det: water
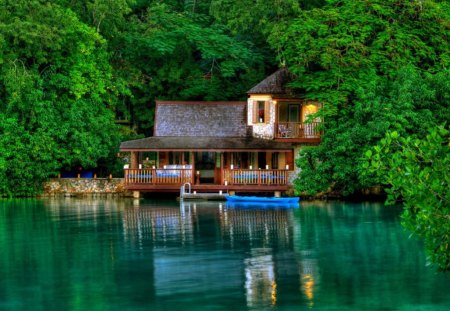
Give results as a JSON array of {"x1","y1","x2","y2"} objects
[{"x1": 0, "y1": 199, "x2": 448, "y2": 311}]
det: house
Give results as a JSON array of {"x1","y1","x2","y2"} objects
[{"x1": 119, "y1": 69, "x2": 321, "y2": 197}]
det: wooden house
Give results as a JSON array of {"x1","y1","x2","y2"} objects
[{"x1": 119, "y1": 69, "x2": 321, "y2": 196}]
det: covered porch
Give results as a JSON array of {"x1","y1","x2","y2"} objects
[{"x1": 119, "y1": 137, "x2": 294, "y2": 193}]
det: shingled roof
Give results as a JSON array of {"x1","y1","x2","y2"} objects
[
  {"x1": 120, "y1": 136, "x2": 292, "y2": 151},
  {"x1": 154, "y1": 101, "x2": 248, "y2": 137},
  {"x1": 247, "y1": 68, "x2": 295, "y2": 95}
]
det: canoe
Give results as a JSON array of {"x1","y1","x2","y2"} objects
[
  {"x1": 225, "y1": 202, "x2": 299, "y2": 209},
  {"x1": 225, "y1": 195, "x2": 299, "y2": 204}
]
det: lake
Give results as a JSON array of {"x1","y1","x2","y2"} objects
[{"x1": 0, "y1": 198, "x2": 449, "y2": 310}]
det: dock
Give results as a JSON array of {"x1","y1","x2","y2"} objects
[{"x1": 180, "y1": 192, "x2": 227, "y2": 201}]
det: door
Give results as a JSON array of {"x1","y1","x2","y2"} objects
[{"x1": 195, "y1": 152, "x2": 215, "y2": 183}]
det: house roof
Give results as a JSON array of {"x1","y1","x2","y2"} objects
[
  {"x1": 154, "y1": 101, "x2": 248, "y2": 137},
  {"x1": 247, "y1": 68, "x2": 295, "y2": 95},
  {"x1": 120, "y1": 136, "x2": 292, "y2": 152}
]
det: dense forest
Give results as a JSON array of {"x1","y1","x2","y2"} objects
[{"x1": 0, "y1": 1, "x2": 449, "y2": 269}]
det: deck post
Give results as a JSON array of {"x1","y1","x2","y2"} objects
[
  {"x1": 229, "y1": 190, "x2": 235, "y2": 196},
  {"x1": 133, "y1": 191, "x2": 140, "y2": 198},
  {"x1": 274, "y1": 191, "x2": 281, "y2": 197}
]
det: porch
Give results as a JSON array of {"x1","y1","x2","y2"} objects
[
  {"x1": 124, "y1": 168, "x2": 290, "y2": 193},
  {"x1": 119, "y1": 136, "x2": 294, "y2": 194}
]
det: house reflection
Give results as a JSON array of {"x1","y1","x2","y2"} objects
[
  {"x1": 122, "y1": 202, "x2": 195, "y2": 247},
  {"x1": 121, "y1": 200, "x2": 311, "y2": 308},
  {"x1": 244, "y1": 249, "x2": 277, "y2": 308},
  {"x1": 299, "y1": 254, "x2": 319, "y2": 309},
  {"x1": 219, "y1": 203, "x2": 296, "y2": 249}
]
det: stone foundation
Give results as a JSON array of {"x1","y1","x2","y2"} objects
[{"x1": 43, "y1": 178, "x2": 132, "y2": 197}]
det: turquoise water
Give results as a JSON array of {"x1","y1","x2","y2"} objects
[{"x1": 0, "y1": 199, "x2": 448, "y2": 310}]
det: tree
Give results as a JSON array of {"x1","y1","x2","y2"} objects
[
  {"x1": 294, "y1": 67, "x2": 450, "y2": 195},
  {"x1": 58, "y1": 0, "x2": 266, "y2": 135},
  {"x1": 272, "y1": 0, "x2": 450, "y2": 108},
  {"x1": 272, "y1": 0, "x2": 450, "y2": 195},
  {"x1": 365, "y1": 127, "x2": 450, "y2": 271},
  {"x1": 117, "y1": 2, "x2": 265, "y2": 134},
  {"x1": 0, "y1": 0, "x2": 119, "y2": 196}
]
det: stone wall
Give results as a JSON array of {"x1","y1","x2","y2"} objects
[{"x1": 43, "y1": 178, "x2": 132, "y2": 197}]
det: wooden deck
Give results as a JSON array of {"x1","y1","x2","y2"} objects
[
  {"x1": 125, "y1": 183, "x2": 289, "y2": 193},
  {"x1": 124, "y1": 168, "x2": 290, "y2": 193}
]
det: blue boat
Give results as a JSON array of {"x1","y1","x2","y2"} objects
[{"x1": 225, "y1": 195, "x2": 299, "y2": 204}]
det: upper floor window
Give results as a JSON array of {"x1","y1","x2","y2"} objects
[{"x1": 253, "y1": 100, "x2": 269, "y2": 124}]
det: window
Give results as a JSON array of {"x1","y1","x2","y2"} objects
[{"x1": 253, "y1": 100, "x2": 270, "y2": 124}]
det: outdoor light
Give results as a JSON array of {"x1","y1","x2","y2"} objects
[
  {"x1": 286, "y1": 164, "x2": 289, "y2": 170},
  {"x1": 224, "y1": 181, "x2": 228, "y2": 186},
  {"x1": 249, "y1": 165, "x2": 253, "y2": 169},
  {"x1": 230, "y1": 164, "x2": 234, "y2": 169},
  {"x1": 266, "y1": 165, "x2": 269, "y2": 170}
]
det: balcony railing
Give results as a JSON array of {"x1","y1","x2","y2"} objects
[
  {"x1": 124, "y1": 168, "x2": 193, "y2": 185},
  {"x1": 275, "y1": 122, "x2": 321, "y2": 139},
  {"x1": 223, "y1": 169, "x2": 288, "y2": 186},
  {"x1": 124, "y1": 168, "x2": 289, "y2": 186}
]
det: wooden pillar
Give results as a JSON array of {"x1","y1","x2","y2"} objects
[
  {"x1": 130, "y1": 151, "x2": 139, "y2": 169},
  {"x1": 274, "y1": 191, "x2": 281, "y2": 197},
  {"x1": 220, "y1": 152, "x2": 224, "y2": 184},
  {"x1": 133, "y1": 191, "x2": 140, "y2": 198},
  {"x1": 266, "y1": 152, "x2": 272, "y2": 169}
]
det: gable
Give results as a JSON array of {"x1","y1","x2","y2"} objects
[
  {"x1": 154, "y1": 101, "x2": 248, "y2": 137},
  {"x1": 247, "y1": 68, "x2": 295, "y2": 95}
]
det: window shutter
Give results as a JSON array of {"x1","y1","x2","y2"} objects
[
  {"x1": 264, "y1": 100, "x2": 270, "y2": 123},
  {"x1": 252, "y1": 101, "x2": 258, "y2": 124}
]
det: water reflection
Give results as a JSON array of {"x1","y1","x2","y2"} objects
[
  {"x1": 0, "y1": 198, "x2": 448, "y2": 310},
  {"x1": 244, "y1": 248, "x2": 277, "y2": 308}
]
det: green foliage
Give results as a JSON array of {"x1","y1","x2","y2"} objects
[
  {"x1": 58, "y1": 0, "x2": 265, "y2": 134},
  {"x1": 294, "y1": 67, "x2": 450, "y2": 195},
  {"x1": 211, "y1": 0, "x2": 301, "y2": 36},
  {"x1": 0, "y1": 0, "x2": 270, "y2": 196},
  {"x1": 0, "y1": 0, "x2": 120, "y2": 196},
  {"x1": 120, "y1": 2, "x2": 264, "y2": 131},
  {"x1": 365, "y1": 127, "x2": 450, "y2": 271},
  {"x1": 278, "y1": 0, "x2": 450, "y2": 195},
  {"x1": 272, "y1": 0, "x2": 450, "y2": 113}
]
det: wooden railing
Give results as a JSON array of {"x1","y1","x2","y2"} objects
[
  {"x1": 275, "y1": 121, "x2": 321, "y2": 139},
  {"x1": 124, "y1": 168, "x2": 193, "y2": 185},
  {"x1": 223, "y1": 169, "x2": 288, "y2": 186}
]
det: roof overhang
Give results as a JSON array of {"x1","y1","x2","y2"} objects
[{"x1": 120, "y1": 136, "x2": 293, "y2": 152}]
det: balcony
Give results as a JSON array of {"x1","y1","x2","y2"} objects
[{"x1": 274, "y1": 122, "x2": 321, "y2": 141}]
